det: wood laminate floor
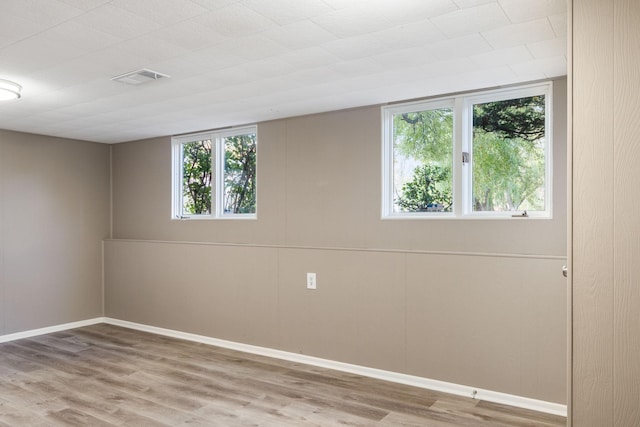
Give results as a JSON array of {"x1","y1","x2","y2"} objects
[{"x1": 0, "y1": 324, "x2": 566, "y2": 426}]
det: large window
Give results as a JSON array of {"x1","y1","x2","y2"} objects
[
  {"x1": 383, "y1": 82, "x2": 552, "y2": 218},
  {"x1": 172, "y1": 126, "x2": 257, "y2": 219}
]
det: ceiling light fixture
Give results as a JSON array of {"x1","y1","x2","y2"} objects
[{"x1": 0, "y1": 79, "x2": 22, "y2": 101}]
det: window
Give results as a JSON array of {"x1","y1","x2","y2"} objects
[
  {"x1": 172, "y1": 126, "x2": 257, "y2": 219},
  {"x1": 383, "y1": 82, "x2": 552, "y2": 218}
]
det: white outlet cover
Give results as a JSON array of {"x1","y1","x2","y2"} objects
[{"x1": 307, "y1": 272, "x2": 317, "y2": 290}]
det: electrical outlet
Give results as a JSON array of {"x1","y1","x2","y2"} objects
[{"x1": 306, "y1": 272, "x2": 317, "y2": 290}]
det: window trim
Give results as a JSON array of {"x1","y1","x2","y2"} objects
[
  {"x1": 171, "y1": 125, "x2": 257, "y2": 220},
  {"x1": 382, "y1": 81, "x2": 553, "y2": 220},
  {"x1": 382, "y1": 98, "x2": 456, "y2": 219}
]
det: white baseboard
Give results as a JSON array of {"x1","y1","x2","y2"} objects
[
  {"x1": 0, "y1": 317, "x2": 106, "y2": 343},
  {"x1": 103, "y1": 318, "x2": 567, "y2": 417},
  {"x1": 0, "y1": 317, "x2": 567, "y2": 417}
]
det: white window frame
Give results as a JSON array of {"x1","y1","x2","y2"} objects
[
  {"x1": 382, "y1": 81, "x2": 553, "y2": 219},
  {"x1": 382, "y1": 98, "x2": 456, "y2": 219},
  {"x1": 172, "y1": 125, "x2": 257, "y2": 220}
]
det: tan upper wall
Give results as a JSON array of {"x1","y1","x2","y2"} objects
[
  {"x1": 0, "y1": 130, "x2": 110, "y2": 334},
  {"x1": 113, "y1": 78, "x2": 567, "y2": 256}
]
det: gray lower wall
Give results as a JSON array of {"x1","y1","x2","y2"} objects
[
  {"x1": 0, "y1": 130, "x2": 110, "y2": 334},
  {"x1": 106, "y1": 78, "x2": 567, "y2": 404}
]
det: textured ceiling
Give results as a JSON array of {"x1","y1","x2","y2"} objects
[{"x1": 0, "y1": 0, "x2": 567, "y2": 144}]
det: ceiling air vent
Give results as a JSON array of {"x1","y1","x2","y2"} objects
[{"x1": 111, "y1": 69, "x2": 170, "y2": 85}]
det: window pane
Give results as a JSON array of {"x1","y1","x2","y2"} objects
[
  {"x1": 182, "y1": 140, "x2": 212, "y2": 215},
  {"x1": 392, "y1": 108, "x2": 453, "y2": 213},
  {"x1": 223, "y1": 133, "x2": 257, "y2": 214},
  {"x1": 472, "y1": 95, "x2": 546, "y2": 212}
]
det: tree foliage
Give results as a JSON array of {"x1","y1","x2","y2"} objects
[
  {"x1": 472, "y1": 130, "x2": 544, "y2": 211},
  {"x1": 223, "y1": 134, "x2": 256, "y2": 214},
  {"x1": 182, "y1": 140, "x2": 212, "y2": 215},
  {"x1": 396, "y1": 164, "x2": 452, "y2": 212},
  {"x1": 471, "y1": 95, "x2": 546, "y2": 211},
  {"x1": 473, "y1": 96, "x2": 545, "y2": 142},
  {"x1": 393, "y1": 95, "x2": 546, "y2": 213},
  {"x1": 394, "y1": 109, "x2": 453, "y2": 163},
  {"x1": 393, "y1": 108, "x2": 453, "y2": 212},
  {"x1": 181, "y1": 134, "x2": 256, "y2": 215}
]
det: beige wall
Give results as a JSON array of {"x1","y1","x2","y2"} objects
[
  {"x1": 107, "y1": 78, "x2": 568, "y2": 404},
  {"x1": 0, "y1": 130, "x2": 110, "y2": 334},
  {"x1": 572, "y1": 0, "x2": 640, "y2": 425},
  {"x1": 113, "y1": 80, "x2": 567, "y2": 256}
]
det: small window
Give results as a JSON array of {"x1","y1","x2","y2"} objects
[
  {"x1": 220, "y1": 131, "x2": 257, "y2": 215},
  {"x1": 180, "y1": 139, "x2": 212, "y2": 215},
  {"x1": 383, "y1": 82, "x2": 552, "y2": 219},
  {"x1": 469, "y1": 94, "x2": 548, "y2": 214},
  {"x1": 383, "y1": 100, "x2": 454, "y2": 216},
  {"x1": 172, "y1": 126, "x2": 257, "y2": 219}
]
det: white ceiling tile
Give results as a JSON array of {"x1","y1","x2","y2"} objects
[
  {"x1": 42, "y1": 21, "x2": 122, "y2": 53},
  {"x1": 142, "y1": 58, "x2": 212, "y2": 81},
  {"x1": 542, "y1": 56, "x2": 567, "y2": 78},
  {"x1": 365, "y1": 0, "x2": 459, "y2": 25},
  {"x1": 431, "y1": 2, "x2": 510, "y2": 38},
  {"x1": 56, "y1": 0, "x2": 111, "y2": 11},
  {"x1": 0, "y1": 15, "x2": 48, "y2": 48},
  {"x1": 110, "y1": 0, "x2": 210, "y2": 25},
  {"x1": 317, "y1": 0, "x2": 367, "y2": 10},
  {"x1": 469, "y1": 45, "x2": 533, "y2": 68},
  {"x1": 73, "y1": 3, "x2": 161, "y2": 40},
  {"x1": 288, "y1": 67, "x2": 343, "y2": 87},
  {"x1": 311, "y1": 6, "x2": 393, "y2": 38},
  {"x1": 371, "y1": 20, "x2": 446, "y2": 50},
  {"x1": 548, "y1": 13, "x2": 567, "y2": 38},
  {"x1": 371, "y1": 46, "x2": 433, "y2": 70},
  {"x1": 498, "y1": 0, "x2": 566, "y2": 24},
  {"x1": 276, "y1": 47, "x2": 340, "y2": 69},
  {"x1": 420, "y1": 57, "x2": 475, "y2": 78},
  {"x1": 262, "y1": 21, "x2": 337, "y2": 50},
  {"x1": 217, "y1": 35, "x2": 289, "y2": 60},
  {"x1": 453, "y1": 0, "x2": 494, "y2": 8},
  {"x1": 509, "y1": 56, "x2": 565, "y2": 80},
  {"x1": 321, "y1": 34, "x2": 387, "y2": 60},
  {"x1": 481, "y1": 17, "x2": 556, "y2": 50},
  {"x1": 25, "y1": 58, "x2": 109, "y2": 90},
  {"x1": 111, "y1": 35, "x2": 190, "y2": 64},
  {"x1": 78, "y1": 48, "x2": 153, "y2": 78},
  {"x1": 527, "y1": 37, "x2": 567, "y2": 59},
  {"x1": 0, "y1": 0, "x2": 567, "y2": 143},
  {"x1": 190, "y1": 0, "x2": 242, "y2": 11},
  {"x1": 2, "y1": 0, "x2": 84, "y2": 27},
  {"x1": 329, "y1": 58, "x2": 383, "y2": 79},
  {"x1": 192, "y1": 4, "x2": 277, "y2": 37},
  {"x1": 174, "y1": 45, "x2": 250, "y2": 72},
  {"x1": 150, "y1": 20, "x2": 229, "y2": 52},
  {"x1": 426, "y1": 34, "x2": 493, "y2": 61},
  {"x1": 0, "y1": 34, "x2": 88, "y2": 74},
  {"x1": 242, "y1": 0, "x2": 332, "y2": 25},
  {"x1": 241, "y1": 58, "x2": 293, "y2": 80}
]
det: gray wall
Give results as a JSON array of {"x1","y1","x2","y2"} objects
[
  {"x1": 106, "y1": 78, "x2": 567, "y2": 404},
  {"x1": 0, "y1": 130, "x2": 110, "y2": 334}
]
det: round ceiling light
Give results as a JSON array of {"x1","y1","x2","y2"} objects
[{"x1": 0, "y1": 79, "x2": 22, "y2": 101}]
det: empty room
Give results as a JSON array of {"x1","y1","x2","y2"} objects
[{"x1": 0, "y1": 1, "x2": 639, "y2": 426}]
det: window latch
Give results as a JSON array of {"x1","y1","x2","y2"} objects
[
  {"x1": 511, "y1": 210, "x2": 528, "y2": 218},
  {"x1": 462, "y1": 152, "x2": 470, "y2": 164}
]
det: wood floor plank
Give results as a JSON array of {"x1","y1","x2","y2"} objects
[{"x1": 0, "y1": 324, "x2": 566, "y2": 426}]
